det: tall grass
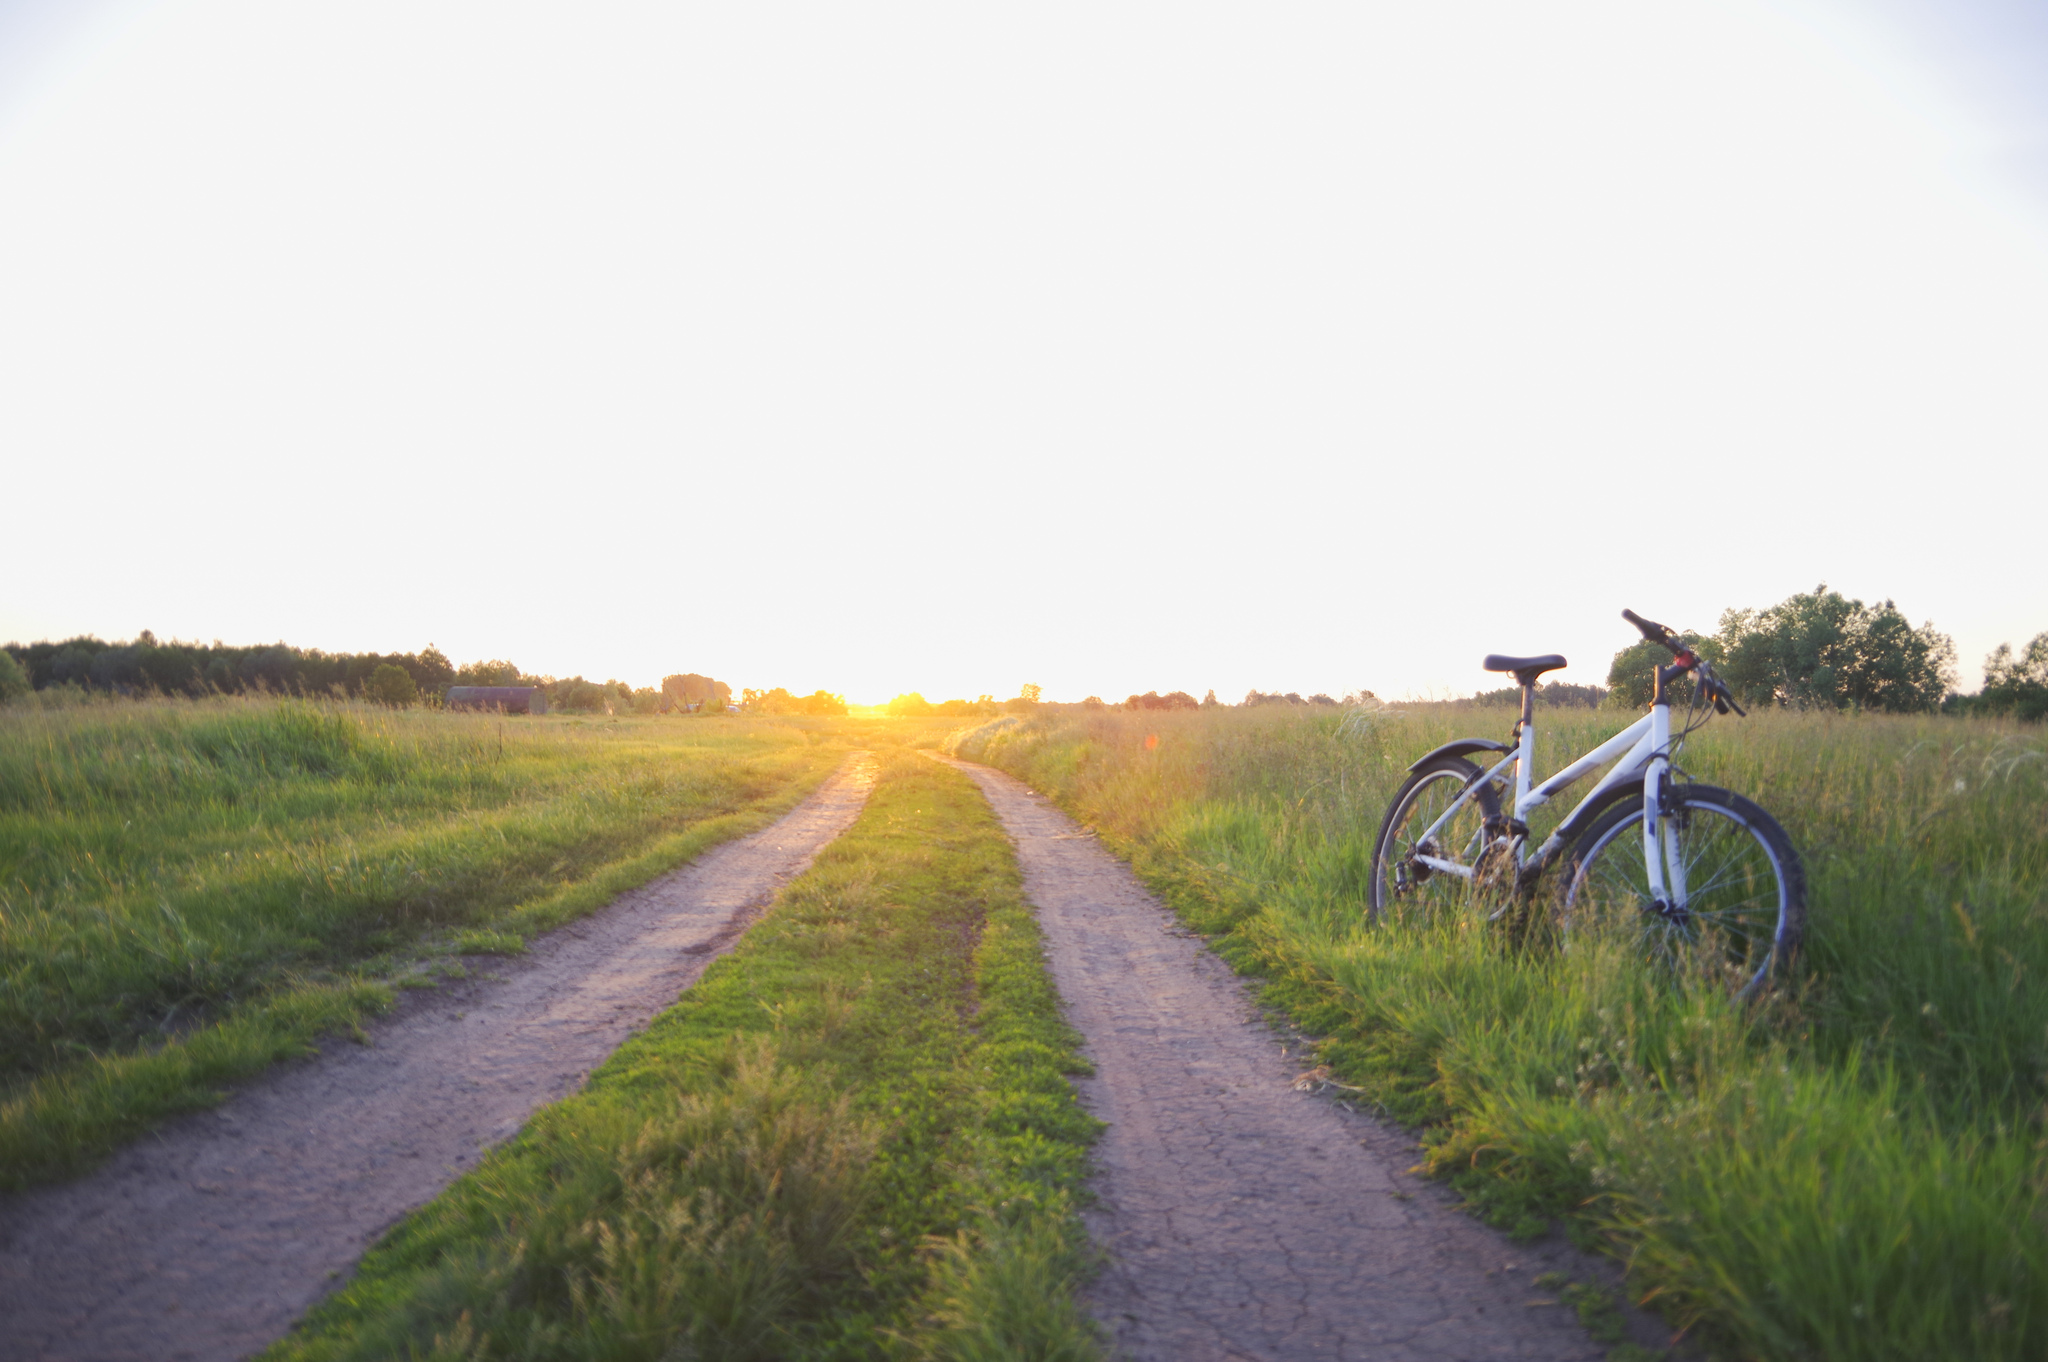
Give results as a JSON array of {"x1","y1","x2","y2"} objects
[
  {"x1": 0, "y1": 697, "x2": 851, "y2": 1185},
  {"x1": 950, "y1": 703, "x2": 2048, "y2": 1360}
]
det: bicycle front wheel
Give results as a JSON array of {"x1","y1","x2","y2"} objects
[{"x1": 1558, "y1": 784, "x2": 1805, "y2": 997}]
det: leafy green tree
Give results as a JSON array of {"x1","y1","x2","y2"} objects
[
  {"x1": 0, "y1": 649, "x2": 28, "y2": 703},
  {"x1": 740, "y1": 687, "x2": 848, "y2": 716},
  {"x1": 365, "y1": 663, "x2": 418, "y2": 707},
  {"x1": 662, "y1": 673, "x2": 731, "y2": 712},
  {"x1": 547, "y1": 676, "x2": 613, "y2": 712},
  {"x1": 1125, "y1": 691, "x2": 1198, "y2": 711},
  {"x1": 1979, "y1": 633, "x2": 2048, "y2": 720},
  {"x1": 407, "y1": 647, "x2": 456, "y2": 700},
  {"x1": 1717, "y1": 585, "x2": 1953, "y2": 712},
  {"x1": 137, "y1": 642, "x2": 202, "y2": 695},
  {"x1": 456, "y1": 659, "x2": 522, "y2": 688},
  {"x1": 1605, "y1": 638, "x2": 1715, "y2": 709}
]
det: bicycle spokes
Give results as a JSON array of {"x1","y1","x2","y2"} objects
[{"x1": 1566, "y1": 796, "x2": 1791, "y2": 988}]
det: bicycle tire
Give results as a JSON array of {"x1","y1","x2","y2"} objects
[
  {"x1": 1368, "y1": 755, "x2": 1503, "y2": 924},
  {"x1": 1558, "y1": 783, "x2": 1806, "y2": 997}
]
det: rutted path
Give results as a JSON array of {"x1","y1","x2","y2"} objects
[
  {"x1": 0, "y1": 752, "x2": 879, "y2": 1362},
  {"x1": 942, "y1": 757, "x2": 1654, "y2": 1362}
]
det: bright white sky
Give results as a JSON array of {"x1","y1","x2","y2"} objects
[{"x1": 2, "y1": 1, "x2": 2044, "y2": 704}]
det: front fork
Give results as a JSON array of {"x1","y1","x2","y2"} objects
[{"x1": 1641, "y1": 701, "x2": 1690, "y2": 918}]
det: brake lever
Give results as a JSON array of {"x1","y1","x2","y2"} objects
[
  {"x1": 1698, "y1": 666, "x2": 1745, "y2": 717},
  {"x1": 1687, "y1": 671, "x2": 1729, "y2": 716}
]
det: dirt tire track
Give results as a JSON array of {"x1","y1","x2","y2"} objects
[
  {"x1": 941, "y1": 756, "x2": 1666, "y2": 1362},
  {"x1": 0, "y1": 752, "x2": 879, "y2": 1362}
]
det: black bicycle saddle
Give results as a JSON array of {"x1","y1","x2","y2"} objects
[{"x1": 1482, "y1": 654, "x2": 1567, "y2": 683}]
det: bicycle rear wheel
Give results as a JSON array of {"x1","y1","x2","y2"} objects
[
  {"x1": 1369, "y1": 755, "x2": 1502, "y2": 924},
  {"x1": 1558, "y1": 783, "x2": 1805, "y2": 997}
]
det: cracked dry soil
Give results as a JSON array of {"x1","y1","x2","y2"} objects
[
  {"x1": 0, "y1": 752, "x2": 879, "y2": 1362},
  {"x1": 943, "y1": 756, "x2": 1668, "y2": 1362}
]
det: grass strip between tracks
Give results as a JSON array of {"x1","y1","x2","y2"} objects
[{"x1": 268, "y1": 750, "x2": 1104, "y2": 1362}]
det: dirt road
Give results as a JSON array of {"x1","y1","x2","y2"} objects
[
  {"x1": 942, "y1": 756, "x2": 1660, "y2": 1362},
  {"x1": 0, "y1": 753, "x2": 878, "y2": 1362}
]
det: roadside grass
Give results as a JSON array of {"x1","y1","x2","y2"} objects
[
  {"x1": 949, "y1": 703, "x2": 2048, "y2": 1361},
  {"x1": 0, "y1": 698, "x2": 865, "y2": 1188},
  {"x1": 266, "y1": 751, "x2": 1102, "y2": 1362}
]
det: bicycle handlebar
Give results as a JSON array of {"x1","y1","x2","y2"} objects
[
  {"x1": 1621, "y1": 608, "x2": 1677, "y2": 650},
  {"x1": 1622, "y1": 607, "x2": 1748, "y2": 716}
]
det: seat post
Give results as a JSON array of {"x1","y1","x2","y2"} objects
[{"x1": 1519, "y1": 680, "x2": 1536, "y2": 728}]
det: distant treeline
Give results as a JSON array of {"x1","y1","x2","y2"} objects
[
  {"x1": 1472, "y1": 681, "x2": 1609, "y2": 709},
  {"x1": 0, "y1": 633, "x2": 740, "y2": 717},
  {"x1": 2, "y1": 633, "x2": 479, "y2": 701},
  {"x1": 885, "y1": 687, "x2": 1386, "y2": 715},
  {"x1": 740, "y1": 688, "x2": 848, "y2": 716},
  {"x1": 1239, "y1": 689, "x2": 1380, "y2": 709},
  {"x1": 886, "y1": 692, "x2": 1019, "y2": 717},
  {"x1": 1063, "y1": 688, "x2": 1380, "y2": 711}
]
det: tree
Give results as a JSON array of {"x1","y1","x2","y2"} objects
[
  {"x1": 365, "y1": 663, "x2": 418, "y2": 707},
  {"x1": 1019, "y1": 683, "x2": 1042, "y2": 704},
  {"x1": 548, "y1": 676, "x2": 615, "y2": 712},
  {"x1": 1716, "y1": 585, "x2": 1953, "y2": 712},
  {"x1": 457, "y1": 659, "x2": 522, "y2": 688},
  {"x1": 1124, "y1": 691, "x2": 1198, "y2": 711},
  {"x1": 1606, "y1": 640, "x2": 1676, "y2": 710},
  {"x1": 663, "y1": 673, "x2": 731, "y2": 712},
  {"x1": 801, "y1": 689, "x2": 849, "y2": 715},
  {"x1": 1979, "y1": 633, "x2": 2048, "y2": 721},
  {"x1": 409, "y1": 646, "x2": 456, "y2": 699},
  {"x1": 886, "y1": 693, "x2": 935, "y2": 716},
  {"x1": 742, "y1": 687, "x2": 847, "y2": 716},
  {"x1": 0, "y1": 649, "x2": 28, "y2": 702}
]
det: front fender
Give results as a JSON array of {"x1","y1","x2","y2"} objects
[{"x1": 1408, "y1": 738, "x2": 1511, "y2": 772}]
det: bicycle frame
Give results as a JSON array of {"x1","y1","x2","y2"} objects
[{"x1": 1406, "y1": 699, "x2": 1684, "y2": 901}]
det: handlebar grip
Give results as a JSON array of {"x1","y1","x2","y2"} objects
[{"x1": 1621, "y1": 608, "x2": 1678, "y2": 650}]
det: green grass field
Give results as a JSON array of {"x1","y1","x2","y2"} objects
[
  {"x1": 0, "y1": 697, "x2": 875, "y2": 1187},
  {"x1": 13, "y1": 688, "x2": 2043, "y2": 1358},
  {"x1": 950, "y1": 702, "x2": 2048, "y2": 1361},
  {"x1": 267, "y1": 751, "x2": 1102, "y2": 1362}
]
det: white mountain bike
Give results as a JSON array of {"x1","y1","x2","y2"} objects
[{"x1": 1368, "y1": 610, "x2": 1806, "y2": 997}]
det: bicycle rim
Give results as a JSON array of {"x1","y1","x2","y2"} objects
[
  {"x1": 1372, "y1": 765, "x2": 1496, "y2": 924},
  {"x1": 1562, "y1": 791, "x2": 1794, "y2": 995}
]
